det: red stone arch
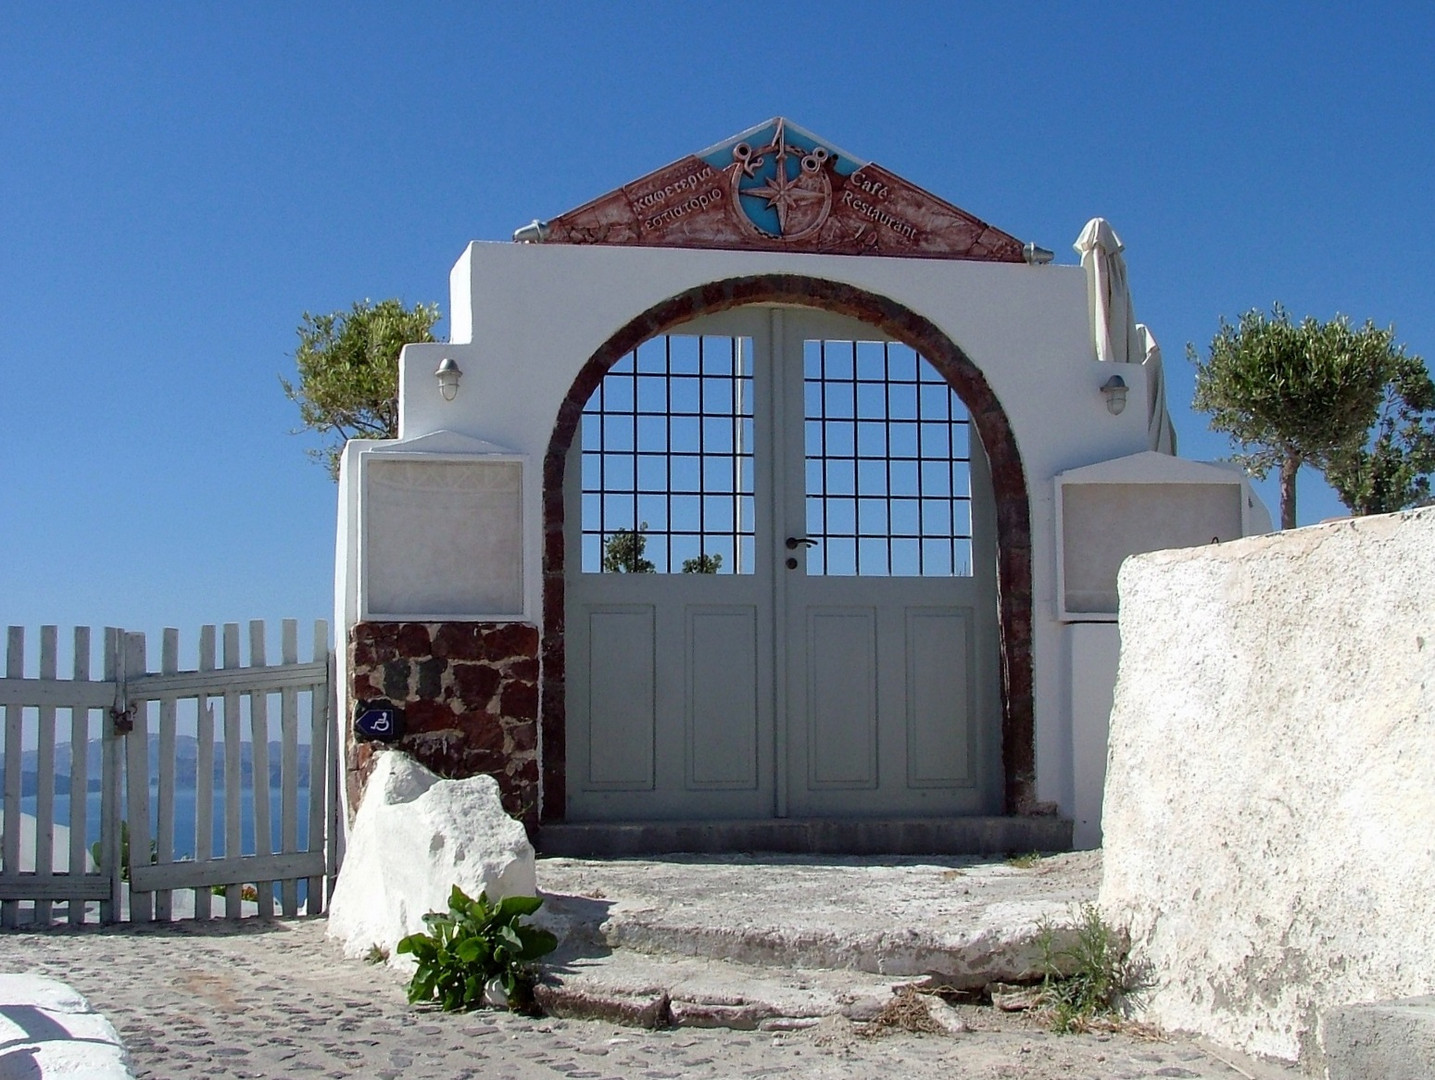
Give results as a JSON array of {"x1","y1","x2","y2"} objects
[{"x1": 540, "y1": 275, "x2": 1036, "y2": 819}]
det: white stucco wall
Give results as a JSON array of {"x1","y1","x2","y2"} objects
[
  {"x1": 1100, "y1": 508, "x2": 1435, "y2": 1066},
  {"x1": 338, "y1": 238, "x2": 1173, "y2": 821}
]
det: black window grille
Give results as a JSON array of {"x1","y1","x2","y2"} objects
[
  {"x1": 581, "y1": 335, "x2": 755, "y2": 574},
  {"x1": 803, "y1": 339, "x2": 973, "y2": 576}
]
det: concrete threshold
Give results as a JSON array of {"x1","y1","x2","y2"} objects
[
  {"x1": 531, "y1": 849, "x2": 1099, "y2": 1029},
  {"x1": 537, "y1": 815, "x2": 1073, "y2": 858}
]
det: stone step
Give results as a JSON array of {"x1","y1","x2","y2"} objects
[
  {"x1": 534, "y1": 948, "x2": 930, "y2": 1031},
  {"x1": 535, "y1": 851, "x2": 1099, "y2": 986},
  {"x1": 1321, "y1": 997, "x2": 1435, "y2": 1080},
  {"x1": 537, "y1": 816, "x2": 1073, "y2": 858}
]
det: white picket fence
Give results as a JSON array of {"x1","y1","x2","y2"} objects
[{"x1": 0, "y1": 620, "x2": 338, "y2": 925}]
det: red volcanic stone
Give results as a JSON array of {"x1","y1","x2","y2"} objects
[
  {"x1": 499, "y1": 680, "x2": 539, "y2": 721},
  {"x1": 397, "y1": 622, "x2": 432, "y2": 657},
  {"x1": 349, "y1": 669, "x2": 383, "y2": 699},
  {"x1": 543, "y1": 526, "x2": 565, "y2": 569},
  {"x1": 352, "y1": 621, "x2": 402, "y2": 665},
  {"x1": 404, "y1": 698, "x2": 457, "y2": 733},
  {"x1": 507, "y1": 656, "x2": 539, "y2": 683},
  {"x1": 351, "y1": 637, "x2": 379, "y2": 669},
  {"x1": 465, "y1": 747, "x2": 508, "y2": 776},
  {"x1": 432, "y1": 623, "x2": 484, "y2": 662},
  {"x1": 507, "y1": 721, "x2": 537, "y2": 754},
  {"x1": 452, "y1": 663, "x2": 502, "y2": 708},
  {"x1": 459, "y1": 712, "x2": 506, "y2": 754},
  {"x1": 482, "y1": 623, "x2": 539, "y2": 662}
]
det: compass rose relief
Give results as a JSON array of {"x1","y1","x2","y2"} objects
[{"x1": 728, "y1": 119, "x2": 833, "y2": 242}]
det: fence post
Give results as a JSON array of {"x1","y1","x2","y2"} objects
[
  {"x1": 2, "y1": 628, "x2": 24, "y2": 929},
  {"x1": 69, "y1": 626, "x2": 92, "y2": 926},
  {"x1": 100, "y1": 628, "x2": 124, "y2": 924},
  {"x1": 123, "y1": 631, "x2": 153, "y2": 922}
]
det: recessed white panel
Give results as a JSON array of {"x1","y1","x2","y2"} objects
[
  {"x1": 1061, "y1": 482, "x2": 1242, "y2": 615},
  {"x1": 364, "y1": 458, "x2": 523, "y2": 617}
]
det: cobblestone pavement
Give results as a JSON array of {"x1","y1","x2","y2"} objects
[{"x1": 0, "y1": 917, "x2": 1287, "y2": 1080}]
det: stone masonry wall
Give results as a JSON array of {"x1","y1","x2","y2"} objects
[
  {"x1": 347, "y1": 622, "x2": 539, "y2": 831},
  {"x1": 1099, "y1": 508, "x2": 1435, "y2": 1069}
]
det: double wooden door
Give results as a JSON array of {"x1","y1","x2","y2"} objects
[{"x1": 566, "y1": 306, "x2": 1000, "y2": 821}]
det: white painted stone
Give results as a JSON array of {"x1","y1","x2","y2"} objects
[
  {"x1": 1099, "y1": 508, "x2": 1435, "y2": 1067},
  {"x1": 0, "y1": 974, "x2": 133, "y2": 1078},
  {"x1": 327, "y1": 751, "x2": 537, "y2": 965}
]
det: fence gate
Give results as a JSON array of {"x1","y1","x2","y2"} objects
[{"x1": 0, "y1": 620, "x2": 337, "y2": 925}]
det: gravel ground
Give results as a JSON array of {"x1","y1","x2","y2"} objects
[{"x1": 0, "y1": 917, "x2": 1293, "y2": 1080}]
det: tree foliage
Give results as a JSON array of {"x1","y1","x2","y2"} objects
[
  {"x1": 1189, "y1": 305, "x2": 1425, "y2": 528},
  {"x1": 1322, "y1": 351, "x2": 1435, "y2": 515},
  {"x1": 602, "y1": 525, "x2": 655, "y2": 573},
  {"x1": 281, "y1": 298, "x2": 441, "y2": 478}
]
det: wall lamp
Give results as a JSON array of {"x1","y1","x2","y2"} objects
[
  {"x1": 1023, "y1": 242, "x2": 1054, "y2": 265},
  {"x1": 512, "y1": 219, "x2": 550, "y2": 243},
  {"x1": 1101, "y1": 373, "x2": 1128, "y2": 416},
  {"x1": 435, "y1": 357, "x2": 463, "y2": 402}
]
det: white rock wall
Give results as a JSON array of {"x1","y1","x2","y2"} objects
[{"x1": 1099, "y1": 508, "x2": 1435, "y2": 1067}]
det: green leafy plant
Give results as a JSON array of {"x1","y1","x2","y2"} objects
[
  {"x1": 1035, "y1": 904, "x2": 1139, "y2": 1033},
  {"x1": 396, "y1": 885, "x2": 558, "y2": 1012},
  {"x1": 91, "y1": 819, "x2": 158, "y2": 882}
]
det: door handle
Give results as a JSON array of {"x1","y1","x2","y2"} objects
[{"x1": 785, "y1": 536, "x2": 819, "y2": 550}]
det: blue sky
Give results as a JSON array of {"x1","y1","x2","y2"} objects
[{"x1": 3, "y1": 3, "x2": 1432, "y2": 652}]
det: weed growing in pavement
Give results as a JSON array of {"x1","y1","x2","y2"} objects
[
  {"x1": 397, "y1": 885, "x2": 558, "y2": 1013},
  {"x1": 1006, "y1": 851, "x2": 1044, "y2": 869},
  {"x1": 1036, "y1": 903, "x2": 1144, "y2": 1033}
]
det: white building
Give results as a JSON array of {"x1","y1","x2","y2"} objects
[{"x1": 335, "y1": 119, "x2": 1269, "y2": 853}]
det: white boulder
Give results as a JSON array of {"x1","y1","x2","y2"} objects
[
  {"x1": 1100, "y1": 508, "x2": 1435, "y2": 1067},
  {"x1": 327, "y1": 751, "x2": 536, "y2": 965}
]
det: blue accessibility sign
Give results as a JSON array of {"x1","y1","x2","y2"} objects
[{"x1": 354, "y1": 701, "x2": 404, "y2": 743}]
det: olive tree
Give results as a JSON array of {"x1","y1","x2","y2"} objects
[
  {"x1": 281, "y1": 298, "x2": 441, "y2": 478},
  {"x1": 1321, "y1": 350, "x2": 1435, "y2": 515},
  {"x1": 1190, "y1": 305, "x2": 1416, "y2": 528},
  {"x1": 601, "y1": 526, "x2": 655, "y2": 573}
]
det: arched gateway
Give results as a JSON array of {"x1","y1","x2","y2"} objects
[
  {"x1": 336, "y1": 118, "x2": 1268, "y2": 854},
  {"x1": 543, "y1": 279, "x2": 1033, "y2": 828}
]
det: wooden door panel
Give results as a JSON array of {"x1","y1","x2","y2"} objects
[
  {"x1": 804, "y1": 608, "x2": 878, "y2": 789},
  {"x1": 584, "y1": 606, "x2": 655, "y2": 790},
  {"x1": 906, "y1": 607, "x2": 975, "y2": 787},
  {"x1": 686, "y1": 606, "x2": 760, "y2": 789}
]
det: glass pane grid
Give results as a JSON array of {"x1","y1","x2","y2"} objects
[
  {"x1": 804, "y1": 340, "x2": 973, "y2": 577},
  {"x1": 582, "y1": 336, "x2": 754, "y2": 574}
]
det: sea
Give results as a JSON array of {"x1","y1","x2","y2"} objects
[{"x1": 19, "y1": 781, "x2": 316, "y2": 905}]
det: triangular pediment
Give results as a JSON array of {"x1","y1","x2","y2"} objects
[{"x1": 541, "y1": 118, "x2": 1025, "y2": 262}]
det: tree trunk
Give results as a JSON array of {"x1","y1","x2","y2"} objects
[{"x1": 1279, "y1": 452, "x2": 1300, "y2": 530}]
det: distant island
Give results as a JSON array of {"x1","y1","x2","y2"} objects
[{"x1": 6, "y1": 737, "x2": 314, "y2": 796}]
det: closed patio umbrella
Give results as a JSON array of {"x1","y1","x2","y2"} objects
[{"x1": 1074, "y1": 217, "x2": 1175, "y2": 454}]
